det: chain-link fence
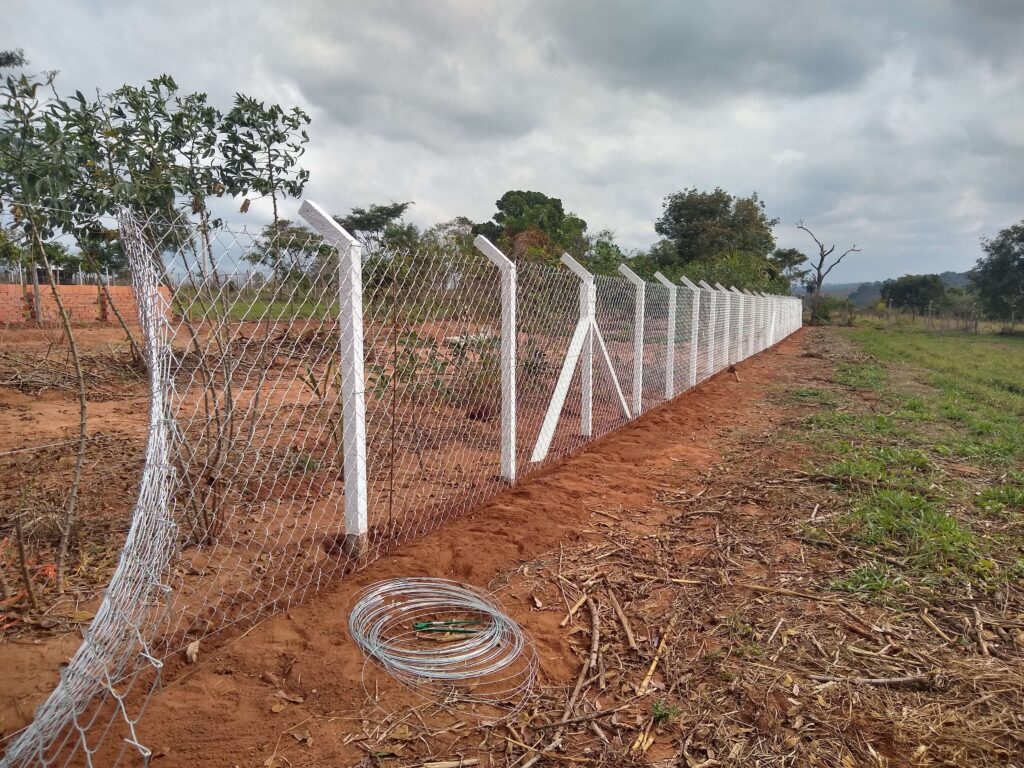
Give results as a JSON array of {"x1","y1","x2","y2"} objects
[{"x1": 1, "y1": 202, "x2": 801, "y2": 767}]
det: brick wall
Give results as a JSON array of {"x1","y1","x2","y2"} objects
[{"x1": 0, "y1": 284, "x2": 168, "y2": 325}]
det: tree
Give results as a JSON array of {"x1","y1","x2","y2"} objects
[
  {"x1": 680, "y1": 249, "x2": 792, "y2": 294},
  {"x1": 582, "y1": 228, "x2": 626, "y2": 276},
  {"x1": 653, "y1": 187, "x2": 778, "y2": 270},
  {"x1": 0, "y1": 49, "x2": 26, "y2": 69},
  {"x1": 769, "y1": 247, "x2": 809, "y2": 287},
  {"x1": 0, "y1": 71, "x2": 90, "y2": 591},
  {"x1": 797, "y1": 222, "x2": 861, "y2": 325},
  {"x1": 880, "y1": 274, "x2": 948, "y2": 314},
  {"x1": 220, "y1": 95, "x2": 311, "y2": 226},
  {"x1": 473, "y1": 190, "x2": 587, "y2": 263},
  {"x1": 248, "y1": 218, "x2": 332, "y2": 277},
  {"x1": 969, "y1": 220, "x2": 1024, "y2": 321},
  {"x1": 335, "y1": 201, "x2": 417, "y2": 252}
]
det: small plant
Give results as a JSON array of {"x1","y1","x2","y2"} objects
[{"x1": 651, "y1": 699, "x2": 681, "y2": 726}]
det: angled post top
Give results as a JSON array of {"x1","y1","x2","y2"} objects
[
  {"x1": 560, "y1": 252, "x2": 594, "y2": 283},
  {"x1": 299, "y1": 200, "x2": 359, "y2": 249},
  {"x1": 617, "y1": 263, "x2": 645, "y2": 285},
  {"x1": 652, "y1": 271, "x2": 677, "y2": 290},
  {"x1": 473, "y1": 234, "x2": 515, "y2": 272},
  {"x1": 678, "y1": 275, "x2": 699, "y2": 291},
  {"x1": 697, "y1": 279, "x2": 714, "y2": 291}
]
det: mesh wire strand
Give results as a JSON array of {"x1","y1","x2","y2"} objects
[{"x1": 0, "y1": 205, "x2": 802, "y2": 767}]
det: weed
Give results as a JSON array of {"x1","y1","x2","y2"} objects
[
  {"x1": 651, "y1": 699, "x2": 681, "y2": 726},
  {"x1": 835, "y1": 361, "x2": 886, "y2": 390},
  {"x1": 829, "y1": 562, "x2": 902, "y2": 597},
  {"x1": 789, "y1": 387, "x2": 839, "y2": 408}
]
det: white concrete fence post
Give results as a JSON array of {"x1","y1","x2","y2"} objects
[
  {"x1": 714, "y1": 283, "x2": 732, "y2": 366},
  {"x1": 653, "y1": 272, "x2": 676, "y2": 399},
  {"x1": 729, "y1": 287, "x2": 745, "y2": 363},
  {"x1": 299, "y1": 200, "x2": 368, "y2": 557},
  {"x1": 618, "y1": 264, "x2": 645, "y2": 415},
  {"x1": 474, "y1": 235, "x2": 517, "y2": 482},
  {"x1": 679, "y1": 276, "x2": 701, "y2": 386},
  {"x1": 698, "y1": 280, "x2": 716, "y2": 374},
  {"x1": 530, "y1": 254, "x2": 630, "y2": 462}
]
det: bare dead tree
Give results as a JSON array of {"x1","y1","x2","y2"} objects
[{"x1": 797, "y1": 222, "x2": 861, "y2": 325}]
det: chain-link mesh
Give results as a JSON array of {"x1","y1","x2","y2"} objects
[{"x1": 1, "y1": 205, "x2": 802, "y2": 767}]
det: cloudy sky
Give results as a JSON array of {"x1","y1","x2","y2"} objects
[{"x1": 9, "y1": 0, "x2": 1024, "y2": 282}]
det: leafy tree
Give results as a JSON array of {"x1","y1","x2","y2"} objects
[
  {"x1": 680, "y1": 250, "x2": 791, "y2": 293},
  {"x1": 335, "y1": 201, "x2": 417, "y2": 252},
  {"x1": 220, "y1": 96, "x2": 311, "y2": 224},
  {"x1": 653, "y1": 187, "x2": 778, "y2": 270},
  {"x1": 0, "y1": 49, "x2": 26, "y2": 69},
  {"x1": 880, "y1": 274, "x2": 948, "y2": 313},
  {"x1": 582, "y1": 228, "x2": 626, "y2": 276},
  {"x1": 0, "y1": 71, "x2": 91, "y2": 590},
  {"x1": 969, "y1": 220, "x2": 1024, "y2": 321},
  {"x1": 769, "y1": 247, "x2": 809, "y2": 286},
  {"x1": 248, "y1": 218, "x2": 332, "y2": 277},
  {"x1": 473, "y1": 190, "x2": 587, "y2": 263}
]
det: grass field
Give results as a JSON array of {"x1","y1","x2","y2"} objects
[{"x1": 793, "y1": 327, "x2": 1024, "y2": 602}]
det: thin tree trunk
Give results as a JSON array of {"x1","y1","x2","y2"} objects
[
  {"x1": 30, "y1": 259, "x2": 42, "y2": 326},
  {"x1": 99, "y1": 274, "x2": 143, "y2": 365},
  {"x1": 14, "y1": 512, "x2": 39, "y2": 611},
  {"x1": 33, "y1": 229, "x2": 87, "y2": 594}
]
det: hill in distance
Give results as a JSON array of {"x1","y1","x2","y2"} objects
[{"x1": 816, "y1": 271, "x2": 970, "y2": 308}]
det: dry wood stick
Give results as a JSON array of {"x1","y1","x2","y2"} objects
[
  {"x1": 973, "y1": 607, "x2": 990, "y2": 656},
  {"x1": 809, "y1": 673, "x2": 929, "y2": 686},
  {"x1": 632, "y1": 572, "x2": 702, "y2": 586},
  {"x1": 606, "y1": 588, "x2": 638, "y2": 651},
  {"x1": 919, "y1": 610, "x2": 952, "y2": 643},
  {"x1": 559, "y1": 593, "x2": 588, "y2": 627},
  {"x1": 637, "y1": 616, "x2": 676, "y2": 694},
  {"x1": 531, "y1": 697, "x2": 648, "y2": 730},
  {"x1": 523, "y1": 598, "x2": 600, "y2": 768}
]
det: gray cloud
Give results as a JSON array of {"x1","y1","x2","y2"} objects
[{"x1": 8, "y1": 0, "x2": 1024, "y2": 282}]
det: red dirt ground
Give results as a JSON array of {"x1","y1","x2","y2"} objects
[{"x1": 110, "y1": 331, "x2": 807, "y2": 766}]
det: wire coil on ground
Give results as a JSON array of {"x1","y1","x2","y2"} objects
[{"x1": 349, "y1": 578, "x2": 537, "y2": 715}]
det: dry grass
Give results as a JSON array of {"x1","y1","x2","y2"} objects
[{"x1": 335, "y1": 328, "x2": 1023, "y2": 767}]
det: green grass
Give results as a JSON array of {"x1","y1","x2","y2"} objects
[
  {"x1": 788, "y1": 327, "x2": 1024, "y2": 599},
  {"x1": 829, "y1": 562, "x2": 903, "y2": 598}
]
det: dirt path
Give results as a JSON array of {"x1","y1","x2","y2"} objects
[{"x1": 124, "y1": 331, "x2": 811, "y2": 766}]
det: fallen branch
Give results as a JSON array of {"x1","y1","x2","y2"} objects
[
  {"x1": 531, "y1": 697, "x2": 648, "y2": 730},
  {"x1": 606, "y1": 587, "x2": 638, "y2": 651},
  {"x1": 809, "y1": 673, "x2": 930, "y2": 687},
  {"x1": 559, "y1": 593, "x2": 588, "y2": 628},
  {"x1": 632, "y1": 572, "x2": 701, "y2": 586},
  {"x1": 637, "y1": 616, "x2": 676, "y2": 694}
]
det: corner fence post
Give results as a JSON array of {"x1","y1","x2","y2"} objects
[
  {"x1": 559, "y1": 254, "x2": 595, "y2": 437},
  {"x1": 299, "y1": 200, "x2": 368, "y2": 557},
  {"x1": 618, "y1": 264, "x2": 645, "y2": 415},
  {"x1": 679, "y1": 276, "x2": 700, "y2": 387},
  {"x1": 653, "y1": 272, "x2": 675, "y2": 399},
  {"x1": 474, "y1": 236, "x2": 517, "y2": 482}
]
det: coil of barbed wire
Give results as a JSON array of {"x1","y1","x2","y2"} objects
[{"x1": 348, "y1": 578, "x2": 537, "y2": 715}]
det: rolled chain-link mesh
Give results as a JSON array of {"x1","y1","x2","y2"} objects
[{"x1": 1, "y1": 205, "x2": 802, "y2": 767}]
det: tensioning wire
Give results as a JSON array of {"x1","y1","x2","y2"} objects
[{"x1": 348, "y1": 577, "x2": 537, "y2": 714}]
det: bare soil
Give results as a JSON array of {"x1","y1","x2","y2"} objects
[{"x1": 109, "y1": 331, "x2": 810, "y2": 766}]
